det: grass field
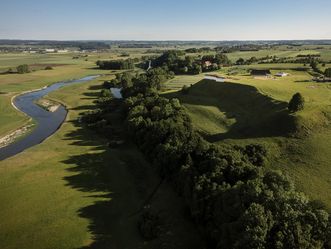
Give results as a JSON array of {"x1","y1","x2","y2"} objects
[
  {"x1": 0, "y1": 78, "x2": 202, "y2": 249},
  {"x1": 164, "y1": 68, "x2": 331, "y2": 209},
  {"x1": 164, "y1": 74, "x2": 204, "y2": 90}
]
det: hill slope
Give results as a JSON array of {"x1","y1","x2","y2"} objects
[{"x1": 165, "y1": 78, "x2": 331, "y2": 209}]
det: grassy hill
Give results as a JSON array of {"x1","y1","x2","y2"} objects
[{"x1": 164, "y1": 70, "x2": 331, "y2": 209}]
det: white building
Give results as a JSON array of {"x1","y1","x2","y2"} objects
[{"x1": 275, "y1": 72, "x2": 289, "y2": 77}]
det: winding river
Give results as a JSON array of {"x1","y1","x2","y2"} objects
[{"x1": 0, "y1": 75, "x2": 98, "y2": 161}]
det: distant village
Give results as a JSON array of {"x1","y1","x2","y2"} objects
[{"x1": 0, "y1": 47, "x2": 101, "y2": 53}]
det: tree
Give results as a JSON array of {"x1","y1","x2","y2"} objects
[
  {"x1": 324, "y1": 68, "x2": 331, "y2": 77},
  {"x1": 288, "y1": 92, "x2": 305, "y2": 112},
  {"x1": 96, "y1": 59, "x2": 135, "y2": 70},
  {"x1": 310, "y1": 59, "x2": 318, "y2": 70},
  {"x1": 214, "y1": 53, "x2": 231, "y2": 66},
  {"x1": 234, "y1": 203, "x2": 272, "y2": 249},
  {"x1": 191, "y1": 64, "x2": 202, "y2": 74},
  {"x1": 16, "y1": 64, "x2": 30, "y2": 74},
  {"x1": 236, "y1": 58, "x2": 245, "y2": 65}
]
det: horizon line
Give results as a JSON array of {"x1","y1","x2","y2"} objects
[{"x1": 1, "y1": 38, "x2": 331, "y2": 42}]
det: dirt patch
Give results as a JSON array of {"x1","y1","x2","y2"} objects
[
  {"x1": 35, "y1": 98, "x2": 61, "y2": 112},
  {"x1": 0, "y1": 124, "x2": 34, "y2": 148}
]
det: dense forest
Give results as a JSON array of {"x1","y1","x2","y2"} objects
[
  {"x1": 83, "y1": 66, "x2": 331, "y2": 248},
  {"x1": 152, "y1": 50, "x2": 232, "y2": 74}
]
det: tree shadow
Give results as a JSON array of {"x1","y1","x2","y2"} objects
[
  {"x1": 60, "y1": 85, "x2": 206, "y2": 249},
  {"x1": 165, "y1": 79, "x2": 295, "y2": 142},
  {"x1": 88, "y1": 84, "x2": 104, "y2": 91},
  {"x1": 295, "y1": 80, "x2": 312, "y2": 83},
  {"x1": 62, "y1": 122, "x2": 148, "y2": 249},
  {"x1": 83, "y1": 92, "x2": 100, "y2": 98},
  {"x1": 70, "y1": 105, "x2": 99, "y2": 111},
  {"x1": 62, "y1": 124, "x2": 204, "y2": 248}
]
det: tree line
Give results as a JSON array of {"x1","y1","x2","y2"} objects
[
  {"x1": 83, "y1": 68, "x2": 330, "y2": 248},
  {"x1": 152, "y1": 50, "x2": 231, "y2": 75},
  {"x1": 96, "y1": 58, "x2": 136, "y2": 70}
]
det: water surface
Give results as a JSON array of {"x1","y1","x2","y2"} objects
[{"x1": 0, "y1": 75, "x2": 98, "y2": 161}]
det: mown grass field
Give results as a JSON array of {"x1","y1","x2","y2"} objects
[
  {"x1": 165, "y1": 68, "x2": 331, "y2": 209},
  {"x1": 0, "y1": 77, "x2": 202, "y2": 249}
]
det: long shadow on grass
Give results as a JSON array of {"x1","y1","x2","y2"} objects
[
  {"x1": 62, "y1": 121, "x2": 148, "y2": 248},
  {"x1": 165, "y1": 79, "x2": 295, "y2": 142}
]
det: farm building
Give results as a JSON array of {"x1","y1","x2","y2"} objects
[
  {"x1": 203, "y1": 61, "x2": 212, "y2": 67},
  {"x1": 275, "y1": 72, "x2": 289, "y2": 77},
  {"x1": 204, "y1": 74, "x2": 225, "y2": 82},
  {"x1": 250, "y1": 69, "x2": 271, "y2": 76}
]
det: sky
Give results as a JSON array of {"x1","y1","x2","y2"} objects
[{"x1": 0, "y1": 0, "x2": 330, "y2": 41}]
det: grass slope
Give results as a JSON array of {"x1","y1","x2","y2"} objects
[{"x1": 165, "y1": 71, "x2": 331, "y2": 209}]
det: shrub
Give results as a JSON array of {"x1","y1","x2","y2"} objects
[
  {"x1": 324, "y1": 68, "x2": 331, "y2": 77},
  {"x1": 100, "y1": 89, "x2": 112, "y2": 97},
  {"x1": 288, "y1": 92, "x2": 305, "y2": 112},
  {"x1": 236, "y1": 144, "x2": 267, "y2": 166},
  {"x1": 16, "y1": 64, "x2": 30, "y2": 74},
  {"x1": 181, "y1": 85, "x2": 190, "y2": 95}
]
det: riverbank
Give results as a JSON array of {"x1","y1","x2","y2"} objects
[
  {"x1": 0, "y1": 123, "x2": 34, "y2": 148},
  {"x1": 0, "y1": 62, "x2": 109, "y2": 139},
  {"x1": 0, "y1": 75, "x2": 99, "y2": 161}
]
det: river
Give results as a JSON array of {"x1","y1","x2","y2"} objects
[{"x1": 0, "y1": 75, "x2": 98, "y2": 161}]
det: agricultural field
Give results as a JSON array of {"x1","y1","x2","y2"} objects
[{"x1": 225, "y1": 45, "x2": 331, "y2": 61}]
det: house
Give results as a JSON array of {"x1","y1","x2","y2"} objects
[
  {"x1": 275, "y1": 72, "x2": 289, "y2": 77},
  {"x1": 45, "y1": 48, "x2": 55, "y2": 53},
  {"x1": 250, "y1": 69, "x2": 271, "y2": 76},
  {"x1": 203, "y1": 61, "x2": 212, "y2": 67},
  {"x1": 204, "y1": 74, "x2": 225, "y2": 82}
]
